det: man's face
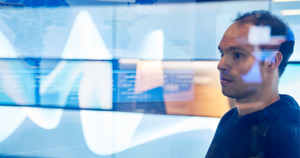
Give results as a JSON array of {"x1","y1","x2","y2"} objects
[{"x1": 218, "y1": 22, "x2": 265, "y2": 99}]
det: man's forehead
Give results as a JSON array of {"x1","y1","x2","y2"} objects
[
  {"x1": 219, "y1": 22, "x2": 254, "y2": 51},
  {"x1": 223, "y1": 22, "x2": 253, "y2": 40}
]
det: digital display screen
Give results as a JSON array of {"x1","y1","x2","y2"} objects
[
  {"x1": 0, "y1": 1, "x2": 299, "y2": 158},
  {"x1": 0, "y1": 59, "x2": 194, "y2": 113},
  {"x1": 0, "y1": 106, "x2": 220, "y2": 158},
  {"x1": 0, "y1": 0, "x2": 298, "y2": 116}
]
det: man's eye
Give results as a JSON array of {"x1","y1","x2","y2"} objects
[
  {"x1": 234, "y1": 53, "x2": 242, "y2": 58},
  {"x1": 220, "y1": 52, "x2": 224, "y2": 57}
]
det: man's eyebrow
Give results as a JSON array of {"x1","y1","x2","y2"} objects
[{"x1": 223, "y1": 46, "x2": 248, "y2": 53}]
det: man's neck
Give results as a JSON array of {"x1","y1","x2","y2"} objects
[{"x1": 235, "y1": 91, "x2": 280, "y2": 117}]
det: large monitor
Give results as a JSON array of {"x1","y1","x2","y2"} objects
[{"x1": 0, "y1": 0, "x2": 299, "y2": 158}]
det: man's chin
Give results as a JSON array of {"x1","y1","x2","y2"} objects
[
  {"x1": 222, "y1": 89, "x2": 250, "y2": 100},
  {"x1": 221, "y1": 89, "x2": 238, "y2": 99}
]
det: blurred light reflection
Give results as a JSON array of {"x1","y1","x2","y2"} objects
[{"x1": 281, "y1": 9, "x2": 300, "y2": 15}]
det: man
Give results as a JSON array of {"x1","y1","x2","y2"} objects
[{"x1": 205, "y1": 10, "x2": 300, "y2": 158}]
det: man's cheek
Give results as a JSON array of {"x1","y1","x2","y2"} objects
[{"x1": 240, "y1": 60, "x2": 263, "y2": 84}]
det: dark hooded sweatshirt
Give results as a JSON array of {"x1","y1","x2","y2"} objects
[{"x1": 205, "y1": 94, "x2": 300, "y2": 158}]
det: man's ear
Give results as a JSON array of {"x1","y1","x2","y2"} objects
[{"x1": 267, "y1": 51, "x2": 282, "y2": 73}]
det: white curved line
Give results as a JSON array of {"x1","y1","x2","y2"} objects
[
  {"x1": 61, "y1": 10, "x2": 112, "y2": 60},
  {"x1": 0, "y1": 31, "x2": 18, "y2": 58},
  {"x1": 0, "y1": 106, "x2": 26, "y2": 143},
  {"x1": 24, "y1": 107, "x2": 63, "y2": 130}
]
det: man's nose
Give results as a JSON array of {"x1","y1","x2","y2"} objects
[{"x1": 217, "y1": 57, "x2": 229, "y2": 72}]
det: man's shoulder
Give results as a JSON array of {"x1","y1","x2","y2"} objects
[
  {"x1": 263, "y1": 95, "x2": 300, "y2": 157},
  {"x1": 272, "y1": 94, "x2": 300, "y2": 122},
  {"x1": 278, "y1": 94, "x2": 299, "y2": 109},
  {"x1": 266, "y1": 94, "x2": 300, "y2": 138}
]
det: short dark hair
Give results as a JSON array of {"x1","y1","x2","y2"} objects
[{"x1": 233, "y1": 10, "x2": 294, "y2": 78}]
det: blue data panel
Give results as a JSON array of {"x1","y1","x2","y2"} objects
[
  {"x1": 0, "y1": 60, "x2": 37, "y2": 105},
  {"x1": 115, "y1": 70, "x2": 194, "y2": 102},
  {"x1": 118, "y1": 71, "x2": 147, "y2": 102},
  {"x1": 0, "y1": 59, "x2": 195, "y2": 112}
]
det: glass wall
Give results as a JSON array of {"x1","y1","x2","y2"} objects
[
  {"x1": 0, "y1": 106, "x2": 220, "y2": 158},
  {"x1": 0, "y1": 0, "x2": 299, "y2": 157}
]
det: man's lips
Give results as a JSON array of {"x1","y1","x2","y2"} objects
[
  {"x1": 220, "y1": 78, "x2": 232, "y2": 81},
  {"x1": 220, "y1": 76, "x2": 233, "y2": 84}
]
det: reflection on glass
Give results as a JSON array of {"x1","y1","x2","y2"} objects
[
  {"x1": 0, "y1": 0, "x2": 297, "y2": 116},
  {"x1": 0, "y1": 59, "x2": 235, "y2": 116},
  {"x1": 0, "y1": 106, "x2": 220, "y2": 158}
]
